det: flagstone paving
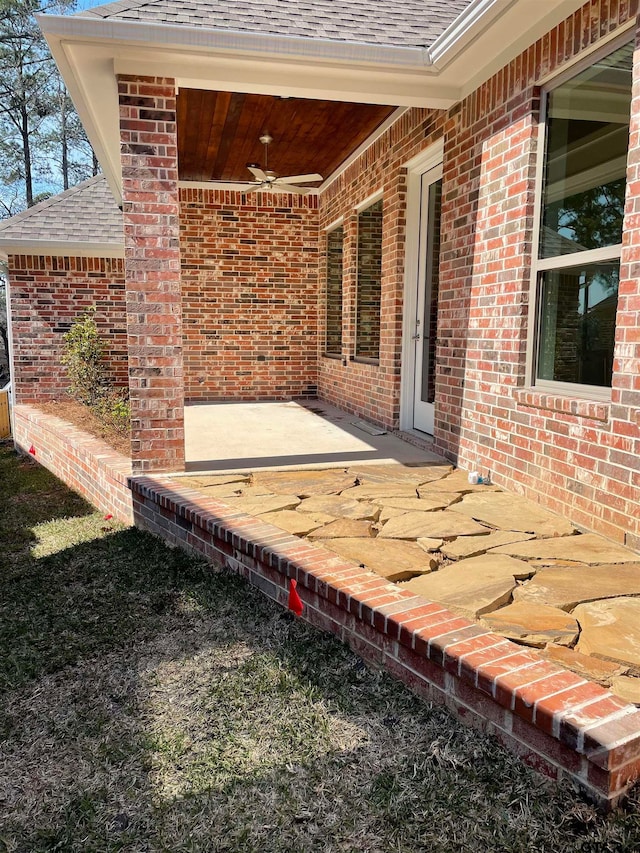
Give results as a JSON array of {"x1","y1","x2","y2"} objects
[{"x1": 184, "y1": 462, "x2": 640, "y2": 704}]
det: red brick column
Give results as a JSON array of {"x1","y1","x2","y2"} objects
[
  {"x1": 118, "y1": 75, "x2": 185, "y2": 473},
  {"x1": 615, "y1": 16, "x2": 640, "y2": 552}
]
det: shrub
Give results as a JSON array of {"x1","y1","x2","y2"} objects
[
  {"x1": 62, "y1": 308, "x2": 130, "y2": 436},
  {"x1": 61, "y1": 307, "x2": 106, "y2": 407}
]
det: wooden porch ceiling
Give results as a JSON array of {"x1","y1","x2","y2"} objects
[{"x1": 177, "y1": 89, "x2": 396, "y2": 183}]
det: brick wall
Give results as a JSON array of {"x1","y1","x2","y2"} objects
[
  {"x1": 179, "y1": 187, "x2": 319, "y2": 402},
  {"x1": 12, "y1": 404, "x2": 133, "y2": 525},
  {"x1": 318, "y1": 109, "x2": 446, "y2": 429},
  {"x1": 7, "y1": 255, "x2": 127, "y2": 404},
  {"x1": 118, "y1": 74, "x2": 185, "y2": 473},
  {"x1": 355, "y1": 198, "x2": 383, "y2": 360},
  {"x1": 436, "y1": 0, "x2": 640, "y2": 548}
]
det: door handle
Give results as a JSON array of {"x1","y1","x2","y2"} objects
[{"x1": 412, "y1": 333, "x2": 421, "y2": 341}]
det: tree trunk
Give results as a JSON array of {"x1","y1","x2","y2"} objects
[
  {"x1": 61, "y1": 89, "x2": 68, "y2": 190},
  {"x1": 21, "y1": 99, "x2": 33, "y2": 206}
]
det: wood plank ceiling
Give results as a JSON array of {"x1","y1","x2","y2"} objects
[{"x1": 177, "y1": 90, "x2": 396, "y2": 183}]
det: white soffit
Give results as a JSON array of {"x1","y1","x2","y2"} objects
[{"x1": 38, "y1": 0, "x2": 585, "y2": 203}]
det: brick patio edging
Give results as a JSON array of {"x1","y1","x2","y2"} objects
[
  {"x1": 11, "y1": 404, "x2": 640, "y2": 808},
  {"x1": 130, "y1": 473, "x2": 640, "y2": 809},
  {"x1": 12, "y1": 405, "x2": 133, "y2": 525}
]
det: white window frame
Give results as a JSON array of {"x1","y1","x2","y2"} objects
[{"x1": 526, "y1": 32, "x2": 633, "y2": 402}]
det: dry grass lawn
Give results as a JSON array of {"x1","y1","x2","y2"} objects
[{"x1": 1, "y1": 440, "x2": 640, "y2": 852}]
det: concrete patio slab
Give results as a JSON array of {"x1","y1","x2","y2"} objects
[{"x1": 183, "y1": 400, "x2": 444, "y2": 473}]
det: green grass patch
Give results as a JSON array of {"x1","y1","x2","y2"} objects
[{"x1": 1, "y1": 439, "x2": 640, "y2": 852}]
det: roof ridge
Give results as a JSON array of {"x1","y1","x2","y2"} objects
[{"x1": 0, "y1": 175, "x2": 106, "y2": 232}]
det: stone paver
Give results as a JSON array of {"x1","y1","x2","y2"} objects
[
  {"x1": 186, "y1": 462, "x2": 640, "y2": 699},
  {"x1": 481, "y1": 602, "x2": 579, "y2": 648},
  {"x1": 340, "y1": 483, "x2": 426, "y2": 500},
  {"x1": 257, "y1": 509, "x2": 332, "y2": 536},
  {"x1": 378, "y1": 510, "x2": 491, "y2": 540},
  {"x1": 543, "y1": 643, "x2": 627, "y2": 686},
  {"x1": 297, "y1": 494, "x2": 379, "y2": 520},
  {"x1": 184, "y1": 481, "x2": 256, "y2": 498},
  {"x1": 418, "y1": 471, "x2": 502, "y2": 495},
  {"x1": 180, "y1": 474, "x2": 249, "y2": 489},
  {"x1": 252, "y1": 469, "x2": 357, "y2": 496},
  {"x1": 449, "y1": 492, "x2": 575, "y2": 537},
  {"x1": 308, "y1": 519, "x2": 374, "y2": 540},
  {"x1": 349, "y1": 463, "x2": 453, "y2": 484},
  {"x1": 491, "y1": 533, "x2": 640, "y2": 565},
  {"x1": 442, "y1": 530, "x2": 534, "y2": 561},
  {"x1": 235, "y1": 494, "x2": 301, "y2": 515},
  {"x1": 400, "y1": 555, "x2": 533, "y2": 620},
  {"x1": 611, "y1": 676, "x2": 640, "y2": 705},
  {"x1": 513, "y1": 564, "x2": 640, "y2": 611},
  {"x1": 417, "y1": 537, "x2": 443, "y2": 552},
  {"x1": 374, "y1": 496, "x2": 458, "y2": 513},
  {"x1": 321, "y1": 537, "x2": 437, "y2": 582},
  {"x1": 574, "y1": 598, "x2": 640, "y2": 672}
]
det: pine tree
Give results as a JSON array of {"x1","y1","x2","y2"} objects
[{"x1": 0, "y1": 0, "x2": 95, "y2": 215}]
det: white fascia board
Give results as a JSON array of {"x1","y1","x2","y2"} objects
[
  {"x1": 0, "y1": 241, "x2": 125, "y2": 258},
  {"x1": 44, "y1": 38, "x2": 123, "y2": 205},
  {"x1": 116, "y1": 54, "x2": 456, "y2": 106},
  {"x1": 455, "y1": 0, "x2": 587, "y2": 99},
  {"x1": 429, "y1": 0, "x2": 520, "y2": 69},
  {"x1": 37, "y1": 14, "x2": 432, "y2": 69}
]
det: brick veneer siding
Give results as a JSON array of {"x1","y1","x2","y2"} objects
[
  {"x1": 434, "y1": 0, "x2": 640, "y2": 548},
  {"x1": 179, "y1": 187, "x2": 319, "y2": 402},
  {"x1": 7, "y1": 255, "x2": 127, "y2": 404},
  {"x1": 118, "y1": 75, "x2": 185, "y2": 473},
  {"x1": 130, "y1": 471, "x2": 640, "y2": 809},
  {"x1": 12, "y1": 404, "x2": 133, "y2": 524},
  {"x1": 318, "y1": 109, "x2": 446, "y2": 429}
]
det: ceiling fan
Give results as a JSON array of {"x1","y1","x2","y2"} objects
[{"x1": 219, "y1": 133, "x2": 323, "y2": 194}]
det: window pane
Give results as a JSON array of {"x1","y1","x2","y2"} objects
[
  {"x1": 325, "y1": 226, "x2": 343, "y2": 355},
  {"x1": 356, "y1": 198, "x2": 383, "y2": 360},
  {"x1": 420, "y1": 179, "x2": 442, "y2": 405},
  {"x1": 537, "y1": 262, "x2": 619, "y2": 387},
  {"x1": 540, "y1": 41, "x2": 632, "y2": 258}
]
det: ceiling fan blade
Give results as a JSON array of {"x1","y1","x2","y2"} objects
[
  {"x1": 273, "y1": 182, "x2": 310, "y2": 195},
  {"x1": 248, "y1": 166, "x2": 269, "y2": 181},
  {"x1": 278, "y1": 173, "x2": 324, "y2": 184}
]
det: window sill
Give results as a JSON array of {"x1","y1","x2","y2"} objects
[
  {"x1": 322, "y1": 352, "x2": 342, "y2": 361},
  {"x1": 352, "y1": 357, "x2": 380, "y2": 367},
  {"x1": 512, "y1": 388, "x2": 610, "y2": 422}
]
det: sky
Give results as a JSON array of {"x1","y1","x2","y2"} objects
[{"x1": 75, "y1": 0, "x2": 111, "y2": 9}]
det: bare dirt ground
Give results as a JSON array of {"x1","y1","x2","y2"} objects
[{"x1": 38, "y1": 399, "x2": 130, "y2": 457}]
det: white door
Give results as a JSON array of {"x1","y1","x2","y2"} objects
[{"x1": 412, "y1": 166, "x2": 443, "y2": 434}]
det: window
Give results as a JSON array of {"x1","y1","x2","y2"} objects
[
  {"x1": 325, "y1": 225, "x2": 344, "y2": 356},
  {"x1": 534, "y1": 39, "x2": 632, "y2": 391},
  {"x1": 356, "y1": 197, "x2": 383, "y2": 361}
]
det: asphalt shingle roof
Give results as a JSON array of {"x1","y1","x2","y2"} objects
[
  {"x1": 76, "y1": 0, "x2": 473, "y2": 49},
  {"x1": 0, "y1": 176, "x2": 123, "y2": 247}
]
